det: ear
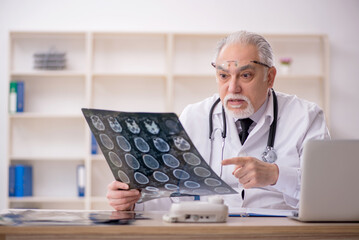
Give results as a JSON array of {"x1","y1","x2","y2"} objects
[{"x1": 267, "y1": 67, "x2": 276, "y2": 88}]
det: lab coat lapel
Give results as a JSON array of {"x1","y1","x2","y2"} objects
[
  {"x1": 210, "y1": 103, "x2": 226, "y2": 175},
  {"x1": 247, "y1": 92, "x2": 275, "y2": 140}
]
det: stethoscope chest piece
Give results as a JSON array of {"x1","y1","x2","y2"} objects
[
  {"x1": 262, "y1": 146, "x2": 277, "y2": 163},
  {"x1": 209, "y1": 89, "x2": 278, "y2": 165}
]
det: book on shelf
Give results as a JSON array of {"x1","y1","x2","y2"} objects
[
  {"x1": 9, "y1": 165, "x2": 33, "y2": 197},
  {"x1": 8, "y1": 166, "x2": 16, "y2": 197},
  {"x1": 91, "y1": 133, "x2": 98, "y2": 155},
  {"x1": 16, "y1": 81, "x2": 24, "y2": 112},
  {"x1": 8, "y1": 81, "x2": 25, "y2": 113},
  {"x1": 8, "y1": 82, "x2": 17, "y2": 114},
  {"x1": 77, "y1": 165, "x2": 85, "y2": 197}
]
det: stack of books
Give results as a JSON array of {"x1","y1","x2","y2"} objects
[
  {"x1": 9, "y1": 165, "x2": 33, "y2": 197},
  {"x1": 33, "y1": 49, "x2": 66, "y2": 70}
]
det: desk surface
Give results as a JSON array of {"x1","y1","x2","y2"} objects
[{"x1": 1, "y1": 211, "x2": 359, "y2": 240}]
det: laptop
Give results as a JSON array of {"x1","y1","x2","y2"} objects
[{"x1": 293, "y1": 139, "x2": 359, "y2": 222}]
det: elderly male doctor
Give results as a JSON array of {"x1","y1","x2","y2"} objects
[{"x1": 107, "y1": 31, "x2": 330, "y2": 211}]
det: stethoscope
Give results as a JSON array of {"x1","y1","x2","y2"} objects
[{"x1": 208, "y1": 89, "x2": 278, "y2": 178}]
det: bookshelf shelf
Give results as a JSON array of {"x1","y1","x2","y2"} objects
[
  {"x1": 275, "y1": 74, "x2": 324, "y2": 80},
  {"x1": 6, "y1": 31, "x2": 329, "y2": 210},
  {"x1": 91, "y1": 155, "x2": 105, "y2": 161},
  {"x1": 92, "y1": 72, "x2": 167, "y2": 78},
  {"x1": 11, "y1": 71, "x2": 86, "y2": 77},
  {"x1": 90, "y1": 197, "x2": 107, "y2": 203},
  {"x1": 9, "y1": 113, "x2": 83, "y2": 119},
  {"x1": 9, "y1": 196, "x2": 85, "y2": 203},
  {"x1": 173, "y1": 73, "x2": 215, "y2": 78},
  {"x1": 10, "y1": 155, "x2": 85, "y2": 161}
]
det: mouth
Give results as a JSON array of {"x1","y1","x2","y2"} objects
[{"x1": 227, "y1": 99, "x2": 246, "y2": 108}]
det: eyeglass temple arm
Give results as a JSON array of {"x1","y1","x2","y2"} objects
[{"x1": 251, "y1": 60, "x2": 271, "y2": 68}]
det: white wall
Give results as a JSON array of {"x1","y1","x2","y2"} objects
[{"x1": 1, "y1": 0, "x2": 359, "y2": 209}]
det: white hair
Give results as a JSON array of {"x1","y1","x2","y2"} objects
[{"x1": 213, "y1": 31, "x2": 275, "y2": 68}]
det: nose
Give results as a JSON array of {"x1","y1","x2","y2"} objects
[{"x1": 227, "y1": 75, "x2": 241, "y2": 93}]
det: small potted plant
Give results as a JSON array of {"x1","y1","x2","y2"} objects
[{"x1": 279, "y1": 57, "x2": 292, "y2": 75}]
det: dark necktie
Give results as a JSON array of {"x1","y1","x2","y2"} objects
[{"x1": 238, "y1": 118, "x2": 253, "y2": 144}]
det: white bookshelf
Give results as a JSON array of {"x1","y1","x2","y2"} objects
[{"x1": 6, "y1": 31, "x2": 329, "y2": 210}]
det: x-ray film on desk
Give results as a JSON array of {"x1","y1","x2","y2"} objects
[{"x1": 82, "y1": 108, "x2": 237, "y2": 203}]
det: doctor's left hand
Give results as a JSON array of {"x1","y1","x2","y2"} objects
[{"x1": 222, "y1": 157, "x2": 279, "y2": 189}]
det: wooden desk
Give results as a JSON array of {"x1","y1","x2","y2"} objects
[{"x1": 1, "y1": 211, "x2": 359, "y2": 240}]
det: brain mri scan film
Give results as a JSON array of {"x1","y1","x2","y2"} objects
[{"x1": 82, "y1": 108, "x2": 236, "y2": 202}]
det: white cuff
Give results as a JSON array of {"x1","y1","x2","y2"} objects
[{"x1": 273, "y1": 165, "x2": 300, "y2": 201}]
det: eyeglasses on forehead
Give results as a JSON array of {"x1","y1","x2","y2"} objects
[{"x1": 211, "y1": 60, "x2": 271, "y2": 70}]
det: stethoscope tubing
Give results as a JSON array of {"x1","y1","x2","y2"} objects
[
  {"x1": 209, "y1": 88, "x2": 278, "y2": 156},
  {"x1": 267, "y1": 89, "x2": 278, "y2": 148},
  {"x1": 209, "y1": 98, "x2": 227, "y2": 139}
]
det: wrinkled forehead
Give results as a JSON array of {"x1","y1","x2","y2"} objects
[
  {"x1": 214, "y1": 60, "x2": 256, "y2": 72},
  {"x1": 215, "y1": 43, "x2": 262, "y2": 70}
]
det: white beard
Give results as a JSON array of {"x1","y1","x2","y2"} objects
[{"x1": 223, "y1": 93, "x2": 254, "y2": 119}]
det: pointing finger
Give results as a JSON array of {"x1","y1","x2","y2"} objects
[{"x1": 222, "y1": 157, "x2": 250, "y2": 166}]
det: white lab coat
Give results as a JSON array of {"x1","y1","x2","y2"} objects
[{"x1": 135, "y1": 91, "x2": 330, "y2": 211}]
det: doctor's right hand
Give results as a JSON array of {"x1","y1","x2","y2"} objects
[{"x1": 106, "y1": 181, "x2": 141, "y2": 211}]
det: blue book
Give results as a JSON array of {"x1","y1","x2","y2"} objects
[
  {"x1": 77, "y1": 165, "x2": 85, "y2": 197},
  {"x1": 91, "y1": 133, "x2": 98, "y2": 155},
  {"x1": 9, "y1": 166, "x2": 16, "y2": 197},
  {"x1": 16, "y1": 81, "x2": 25, "y2": 112},
  {"x1": 14, "y1": 165, "x2": 33, "y2": 197}
]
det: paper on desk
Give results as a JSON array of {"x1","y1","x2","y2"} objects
[
  {"x1": 82, "y1": 109, "x2": 237, "y2": 203},
  {"x1": 0, "y1": 209, "x2": 135, "y2": 226},
  {"x1": 229, "y1": 207, "x2": 296, "y2": 217}
]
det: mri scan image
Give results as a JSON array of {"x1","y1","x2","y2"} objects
[
  {"x1": 99, "y1": 133, "x2": 114, "y2": 150},
  {"x1": 143, "y1": 118, "x2": 160, "y2": 134},
  {"x1": 125, "y1": 153, "x2": 140, "y2": 170},
  {"x1": 108, "y1": 151, "x2": 122, "y2": 167},
  {"x1": 173, "y1": 136, "x2": 191, "y2": 151},
  {"x1": 162, "y1": 154, "x2": 180, "y2": 168},
  {"x1": 82, "y1": 109, "x2": 236, "y2": 203},
  {"x1": 91, "y1": 115, "x2": 105, "y2": 131},
  {"x1": 125, "y1": 118, "x2": 141, "y2": 134},
  {"x1": 134, "y1": 137, "x2": 150, "y2": 153},
  {"x1": 153, "y1": 137, "x2": 170, "y2": 152},
  {"x1": 108, "y1": 116, "x2": 122, "y2": 133},
  {"x1": 143, "y1": 154, "x2": 160, "y2": 169},
  {"x1": 116, "y1": 136, "x2": 131, "y2": 152}
]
